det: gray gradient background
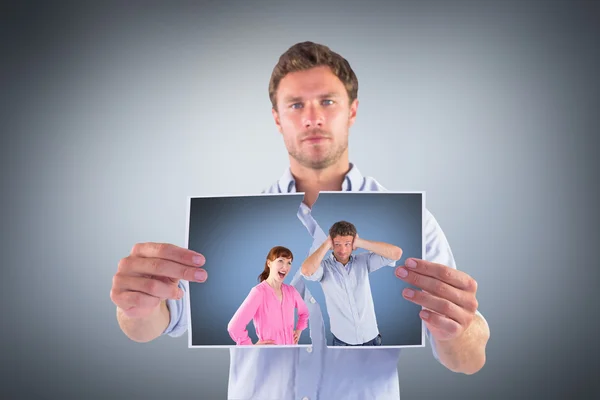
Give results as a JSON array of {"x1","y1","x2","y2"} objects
[
  {"x1": 187, "y1": 192, "x2": 423, "y2": 347},
  {"x1": 2, "y1": 0, "x2": 598, "y2": 399}
]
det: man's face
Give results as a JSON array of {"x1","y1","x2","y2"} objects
[
  {"x1": 272, "y1": 65, "x2": 358, "y2": 170},
  {"x1": 331, "y1": 235, "x2": 354, "y2": 263}
]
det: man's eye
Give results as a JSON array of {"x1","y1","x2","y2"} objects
[
  {"x1": 322, "y1": 100, "x2": 334, "y2": 105},
  {"x1": 291, "y1": 103, "x2": 303, "y2": 109}
]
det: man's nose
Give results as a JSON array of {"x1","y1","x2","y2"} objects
[{"x1": 303, "y1": 105, "x2": 324, "y2": 129}]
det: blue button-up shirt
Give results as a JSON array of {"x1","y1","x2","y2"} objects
[
  {"x1": 164, "y1": 163, "x2": 484, "y2": 400},
  {"x1": 302, "y1": 248, "x2": 397, "y2": 345}
]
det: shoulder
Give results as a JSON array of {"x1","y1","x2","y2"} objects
[
  {"x1": 423, "y1": 208, "x2": 445, "y2": 239},
  {"x1": 422, "y1": 207, "x2": 457, "y2": 269},
  {"x1": 251, "y1": 282, "x2": 268, "y2": 295},
  {"x1": 352, "y1": 252, "x2": 373, "y2": 266},
  {"x1": 354, "y1": 251, "x2": 371, "y2": 260},
  {"x1": 320, "y1": 256, "x2": 334, "y2": 267},
  {"x1": 282, "y1": 283, "x2": 293, "y2": 291},
  {"x1": 283, "y1": 283, "x2": 297, "y2": 291},
  {"x1": 261, "y1": 181, "x2": 280, "y2": 194},
  {"x1": 262, "y1": 168, "x2": 293, "y2": 193},
  {"x1": 362, "y1": 175, "x2": 388, "y2": 192},
  {"x1": 283, "y1": 283, "x2": 302, "y2": 297}
]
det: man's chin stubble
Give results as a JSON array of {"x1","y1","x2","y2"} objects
[
  {"x1": 300, "y1": 158, "x2": 334, "y2": 170},
  {"x1": 290, "y1": 146, "x2": 347, "y2": 170}
]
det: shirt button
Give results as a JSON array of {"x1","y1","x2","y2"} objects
[
  {"x1": 302, "y1": 397, "x2": 310, "y2": 400},
  {"x1": 306, "y1": 346, "x2": 312, "y2": 353},
  {"x1": 310, "y1": 297, "x2": 316, "y2": 304}
]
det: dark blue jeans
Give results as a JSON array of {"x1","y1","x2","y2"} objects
[{"x1": 332, "y1": 333, "x2": 382, "y2": 346}]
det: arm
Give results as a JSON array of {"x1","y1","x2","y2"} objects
[
  {"x1": 292, "y1": 287, "x2": 309, "y2": 331},
  {"x1": 297, "y1": 201, "x2": 328, "y2": 255},
  {"x1": 300, "y1": 236, "x2": 331, "y2": 279},
  {"x1": 355, "y1": 235, "x2": 403, "y2": 261},
  {"x1": 355, "y1": 235, "x2": 403, "y2": 273},
  {"x1": 227, "y1": 287, "x2": 262, "y2": 345}
]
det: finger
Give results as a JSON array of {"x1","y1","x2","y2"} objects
[
  {"x1": 154, "y1": 275, "x2": 178, "y2": 285},
  {"x1": 395, "y1": 268, "x2": 478, "y2": 312},
  {"x1": 402, "y1": 288, "x2": 472, "y2": 327},
  {"x1": 115, "y1": 274, "x2": 183, "y2": 300},
  {"x1": 131, "y1": 242, "x2": 206, "y2": 267},
  {"x1": 402, "y1": 258, "x2": 477, "y2": 292},
  {"x1": 420, "y1": 309, "x2": 461, "y2": 338},
  {"x1": 119, "y1": 256, "x2": 208, "y2": 283},
  {"x1": 113, "y1": 290, "x2": 162, "y2": 313}
]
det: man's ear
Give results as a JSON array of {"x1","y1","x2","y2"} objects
[
  {"x1": 348, "y1": 98, "x2": 359, "y2": 127},
  {"x1": 272, "y1": 108, "x2": 283, "y2": 134}
]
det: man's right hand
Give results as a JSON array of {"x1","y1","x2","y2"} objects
[{"x1": 111, "y1": 242, "x2": 207, "y2": 319}]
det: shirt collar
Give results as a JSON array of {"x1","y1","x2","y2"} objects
[
  {"x1": 277, "y1": 162, "x2": 365, "y2": 193},
  {"x1": 330, "y1": 252, "x2": 354, "y2": 264}
]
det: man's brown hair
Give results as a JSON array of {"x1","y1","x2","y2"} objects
[
  {"x1": 329, "y1": 221, "x2": 357, "y2": 240},
  {"x1": 268, "y1": 41, "x2": 359, "y2": 111}
]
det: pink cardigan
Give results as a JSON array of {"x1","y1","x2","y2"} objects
[{"x1": 228, "y1": 281, "x2": 309, "y2": 345}]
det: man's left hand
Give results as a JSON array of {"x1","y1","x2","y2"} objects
[{"x1": 395, "y1": 258, "x2": 479, "y2": 342}]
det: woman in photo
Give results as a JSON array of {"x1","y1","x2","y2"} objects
[{"x1": 227, "y1": 246, "x2": 309, "y2": 346}]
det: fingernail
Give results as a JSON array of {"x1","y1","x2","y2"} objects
[
  {"x1": 404, "y1": 288, "x2": 414, "y2": 298},
  {"x1": 406, "y1": 259, "x2": 417, "y2": 268},
  {"x1": 421, "y1": 311, "x2": 429, "y2": 319},
  {"x1": 195, "y1": 269, "x2": 207, "y2": 281},
  {"x1": 193, "y1": 255, "x2": 204, "y2": 265},
  {"x1": 177, "y1": 288, "x2": 184, "y2": 299},
  {"x1": 397, "y1": 268, "x2": 408, "y2": 278}
]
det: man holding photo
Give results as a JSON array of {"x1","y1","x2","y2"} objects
[{"x1": 111, "y1": 41, "x2": 490, "y2": 400}]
